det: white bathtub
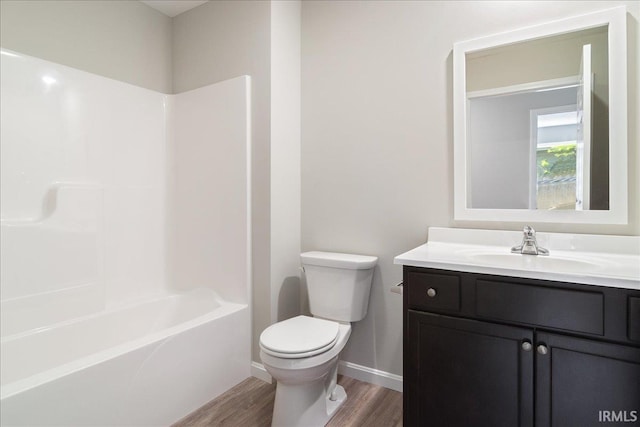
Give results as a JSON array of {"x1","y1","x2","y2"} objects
[{"x1": 0, "y1": 289, "x2": 251, "y2": 426}]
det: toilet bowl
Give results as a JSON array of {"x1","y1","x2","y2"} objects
[
  {"x1": 260, "y1": 316, "x2": 351, "y2": 427},
  {"x1": 259, "y1": 251, "x2": 377, "y2": 427}
]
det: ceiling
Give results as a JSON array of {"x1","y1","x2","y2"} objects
[{"x1": 140, "y1": 1, "x2": 209, "y2": 18}]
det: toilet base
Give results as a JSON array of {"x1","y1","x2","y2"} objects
[
  {"x1": 260, "y1": 323, "x2": 352, "y2": 427},
  {"x1": 326, "y1": 384, "x2": 347, "y2": 418},
  {"x1": 271, "y1": 380, "x2": 346, "y2": 427}
]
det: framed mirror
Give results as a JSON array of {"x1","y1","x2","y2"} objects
[{"x1": 453, "y1": 6, "x2": 627, "y2": 224}]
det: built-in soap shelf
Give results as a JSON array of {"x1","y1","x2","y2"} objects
[
  {"x1": 1, "y1": 182, "x2": 104, "y2": 328},
  {"x1": 1, "y1": 182, "x2": 102, "y2": 226}
]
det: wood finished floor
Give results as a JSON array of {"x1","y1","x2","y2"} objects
[{"x1": 172, "y1": 375, "x2": 402, "y2": 427}]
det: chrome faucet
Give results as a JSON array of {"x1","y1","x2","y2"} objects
[{"x1": 511, "y1": 226, "x2": 549, "y2": 256}]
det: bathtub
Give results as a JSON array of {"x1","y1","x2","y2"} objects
[{"x1": 0, "y1": 288, "x2": 251, "y2": 426}]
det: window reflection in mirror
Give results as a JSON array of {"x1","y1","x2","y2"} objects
[{"x1": 534, "y1": 106, "x2": 579, "y2": 210}]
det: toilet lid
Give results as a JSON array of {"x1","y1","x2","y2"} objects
[{"x1": 260, "y1": 315, "x2": 339, "y2": 358}]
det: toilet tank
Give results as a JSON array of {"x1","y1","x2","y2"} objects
[{"x1": 301, "y1": 251, "x2": 378, "y2": 322}]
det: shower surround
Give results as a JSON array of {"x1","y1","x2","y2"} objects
[{"x1": 0, "y1": 49, "x2": 251, "y2": 426}]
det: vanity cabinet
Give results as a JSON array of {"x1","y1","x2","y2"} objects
[
  {"x1": 406, "y1": 311, "x2": 534, "y2": 426},
  {"x1": 403, "y1": 266, "x2": 640, "y2": 427}
]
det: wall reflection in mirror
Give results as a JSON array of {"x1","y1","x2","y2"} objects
[{"x1": 466, "y1": 26, "x2": 609, "y2": 211}]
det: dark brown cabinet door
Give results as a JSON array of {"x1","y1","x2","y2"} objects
[
  {"x1": 535, "y1": 332, "x2": 640, "y2": 427},
  {"x1": 406, "y1": 310, "x2": 534, "y2": 427}
]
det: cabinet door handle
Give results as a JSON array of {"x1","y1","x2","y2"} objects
[
  {"x1": 426, "y1": 288, "x2": 437, "y2": 298},
  {"x1": 521, "y1": 341, "x2": 532, "y2": 351},
  {"x1": 537, "y1": 344, "x2": 548, "y2": 355}
]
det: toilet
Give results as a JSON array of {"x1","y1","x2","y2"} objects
[{"x1": 259, "y1": 251, "x2": 378, "y2": 427}]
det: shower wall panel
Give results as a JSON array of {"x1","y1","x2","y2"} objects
[{"x1": 0, "y1": 50, "x2": 167, "y2": 334}]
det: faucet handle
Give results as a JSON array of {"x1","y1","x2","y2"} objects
[{"x1": 523, "y1": 225, "x2": 535, "y2": 237}]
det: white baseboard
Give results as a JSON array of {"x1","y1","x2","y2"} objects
[
  {"x1": 338, "y1": 361, "x2": 403, "y2": 393},
  {"x1": 251, "y1": 360, "x2": 403, "y2": 392},
  {"x1": 251, "y1": 361, "x2": 272, "y2": 383}
]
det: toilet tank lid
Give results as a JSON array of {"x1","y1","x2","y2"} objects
[{"x1": 301, "y1": 251, "x2": 378, "y2": 270}]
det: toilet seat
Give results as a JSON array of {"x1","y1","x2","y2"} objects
[{"x1": 260, "y1": 315, "x2": 340, "y2": 359}]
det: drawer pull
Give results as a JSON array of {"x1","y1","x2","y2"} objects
[
  {"x1": 427, "y1": 288, "x2": 437, "y2": 298},
  {"x1": 521, "y1": 341, "x2": 532, "y2": 352},
  {"x1": 537, "y1": 344, "x2": 548, "y2": 355}
]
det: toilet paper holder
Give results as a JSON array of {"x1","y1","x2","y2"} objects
[{"x1": 390, "y1": 281, "x2": 403, "y2": 295}]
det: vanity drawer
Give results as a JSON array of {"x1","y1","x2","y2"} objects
[
  {"x1": 476, "y1": 280, "x2": 604, "y2": 335},
  {"x1": 407, "y1": 271, "x2": 460, "y2": 312},
  {"x1": 629, "y1": 297, "x2": 640, "y2": 342}
]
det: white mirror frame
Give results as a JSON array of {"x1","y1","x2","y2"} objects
[{"x1": 453, "y1": 6, "x2": 627, "y2": 224}]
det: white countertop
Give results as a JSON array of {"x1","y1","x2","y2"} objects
[{"x1": 394, "y1": 227, "x2": 640, "y2": 290}]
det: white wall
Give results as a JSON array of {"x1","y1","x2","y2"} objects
[
  {"x1": 270, "y1": 1, "x2": 302, "y2": 323},
  {"x1": 301, "y1": 0, "x2": 640, "y2": 378},
  {"x1": 0, "y1": 0, "x2": 172, "y2": 93}
]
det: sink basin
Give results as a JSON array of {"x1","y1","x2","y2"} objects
[
  {"x1": 394, "y1": 227, "x2": 640, "y2": 289},
  {"x1": 467, "y1": 252, "x2": 602, "y2": 274}
]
